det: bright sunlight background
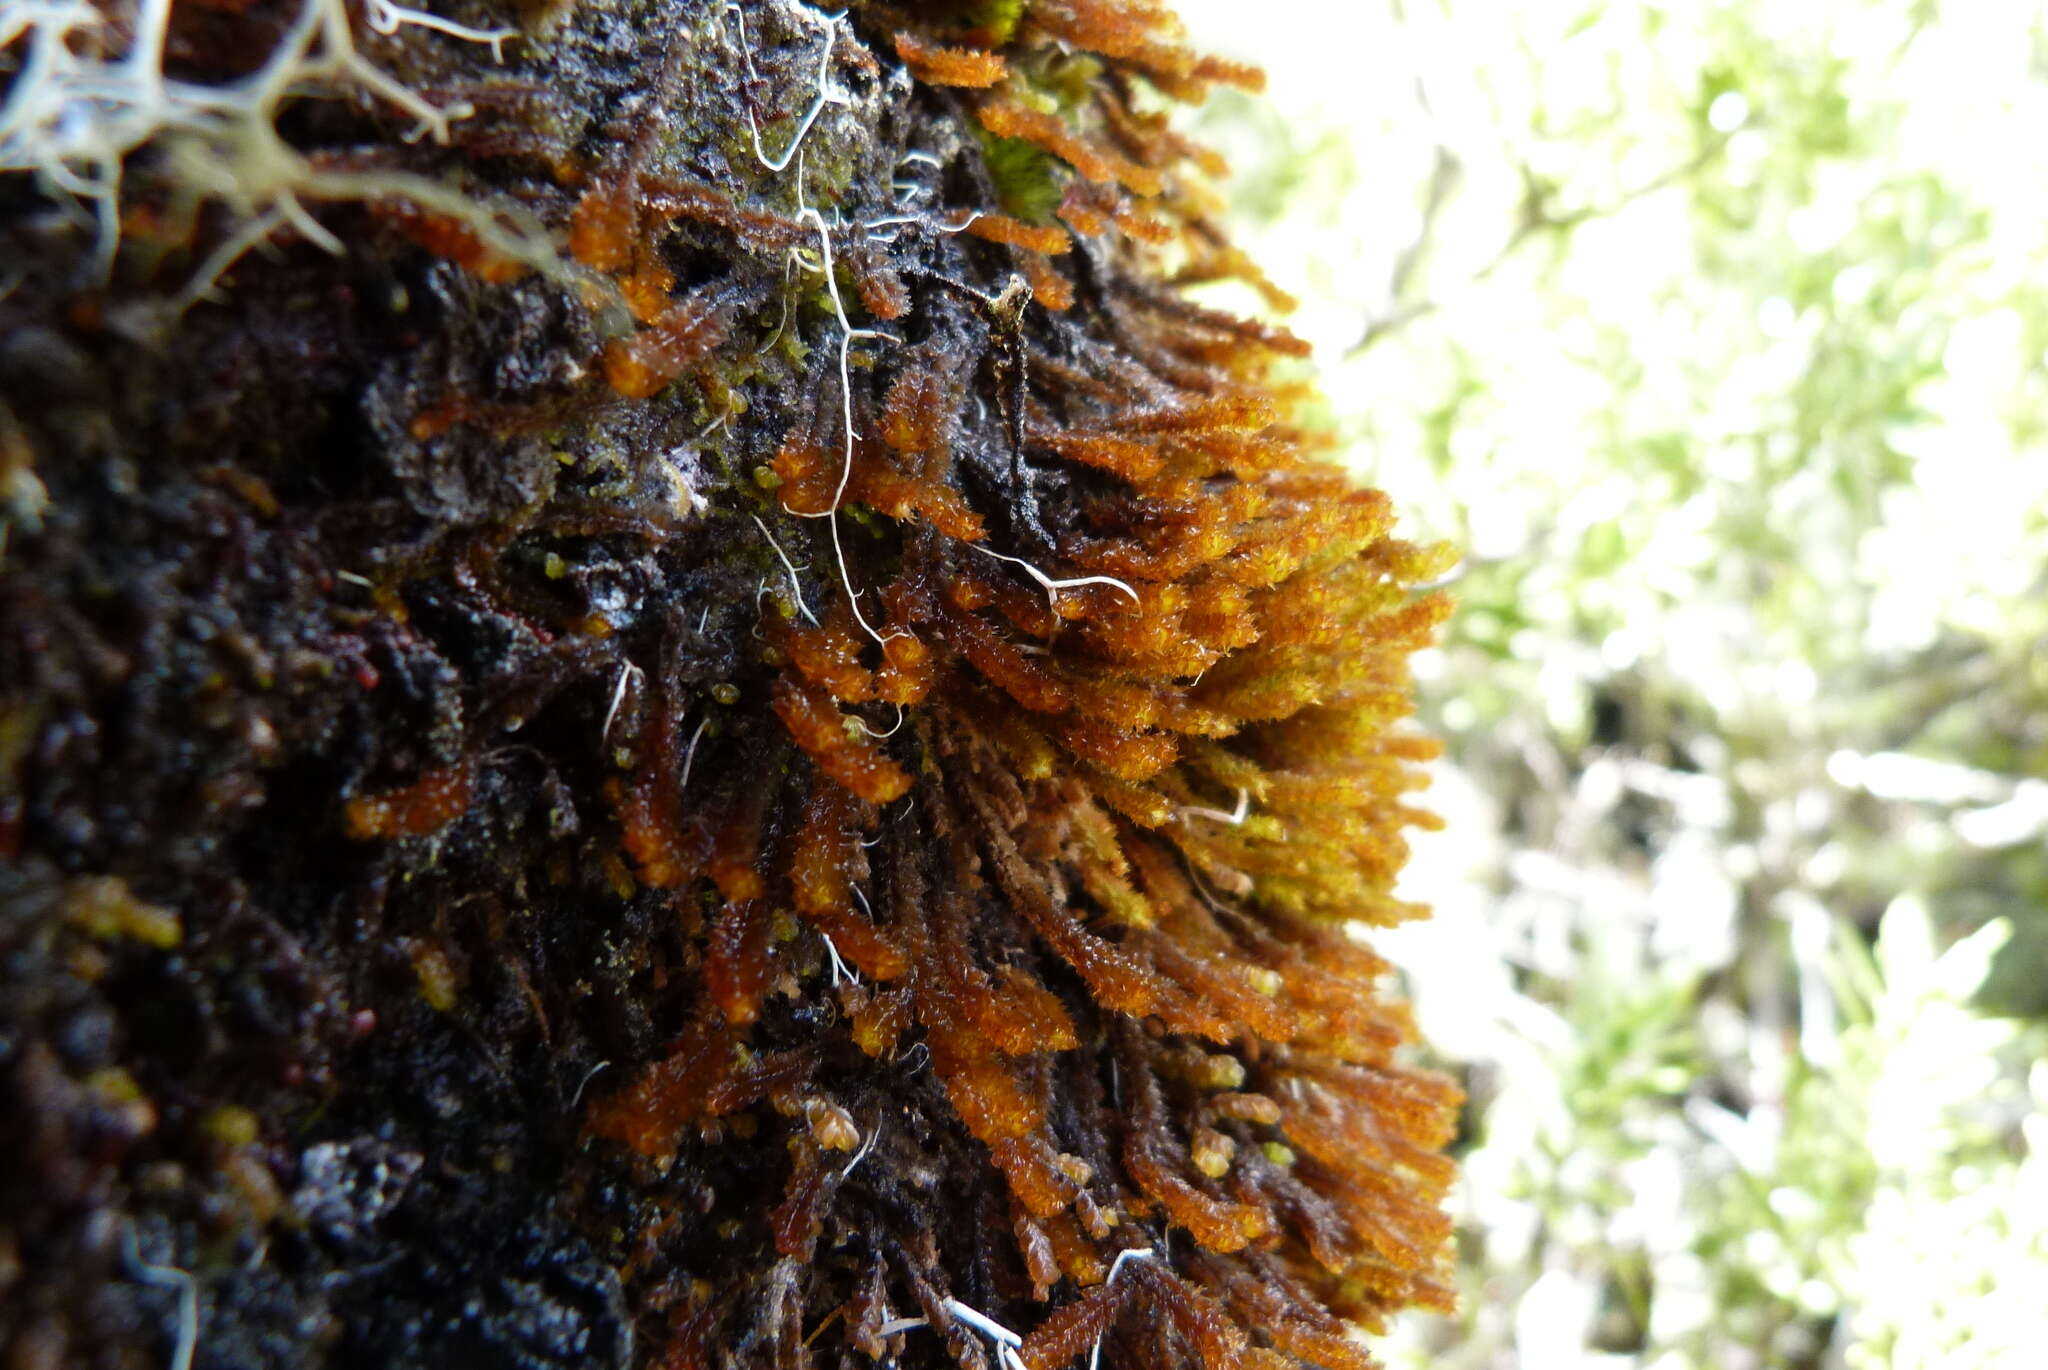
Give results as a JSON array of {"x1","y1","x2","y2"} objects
[{"x1": 1174, "y1": 2, "x2": 2048, "y2": 1367}]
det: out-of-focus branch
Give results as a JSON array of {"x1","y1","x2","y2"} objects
[
  {"x1": 1353, "y1": 132, "x2": 1733, "y2": 356},
  {"x1": 1355, "y1": 140, "x2": 1462, "y2": 354}
]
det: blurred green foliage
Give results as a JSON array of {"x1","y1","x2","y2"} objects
[{"x1": 1178, "y1": 0, "x2": 2048, "y2": 1365}]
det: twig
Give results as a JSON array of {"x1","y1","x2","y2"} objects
[{"x1": 1353, "y1": 132, "x2": 1730, "y2": 355}]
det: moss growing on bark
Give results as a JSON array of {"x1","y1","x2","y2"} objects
[{"x1": 1, "y1": 3, "x2": 1456, "y2": 1368}]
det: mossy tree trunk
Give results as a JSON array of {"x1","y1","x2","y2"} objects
[{"x1": 1, "y1": 3, "x2": 1457, "y2": 1368}]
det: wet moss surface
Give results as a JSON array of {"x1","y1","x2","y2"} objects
[{"x1": 2, "y1": 3, "x2": 1458, "y2": 1368}]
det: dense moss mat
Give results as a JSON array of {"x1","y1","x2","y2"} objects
[{"x1": 1, "y1": 3, "x2": 1455, "y2": 1367}]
